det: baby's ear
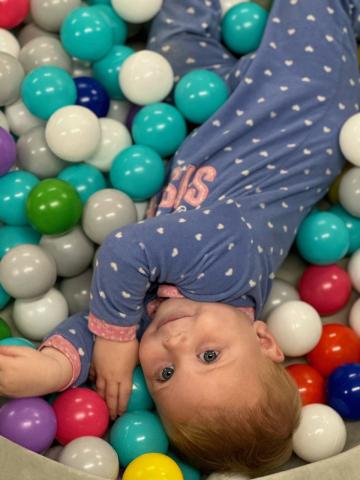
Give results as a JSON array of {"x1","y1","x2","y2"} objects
[{"x1": 253, "y1": 321, "x2": 284, "y2": 363}]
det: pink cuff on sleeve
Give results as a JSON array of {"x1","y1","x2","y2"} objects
[
  {"x1": 39, "y1": 335, "x2": 81, "y2": 391},
  {"x1": 88, "y1": 313, "x2": 138, "y2": 341}
]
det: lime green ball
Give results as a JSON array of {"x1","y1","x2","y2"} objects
[
  {"x1": 0, "y1": 318, "x2": 12, "y2": 341},
  {"x1": 26, "y1": 179, "x2": 83, "y2": 235}
]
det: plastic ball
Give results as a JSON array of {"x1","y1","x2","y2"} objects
[
  {"x1": 107, "y1": 99, "x2": 131, "y2": 123},
  {"x1": 110, "y1": 145, "x2": 165, "y2": 201},
  {"x1": 53, "y1": 387, "x2": 109, "y2": 445},
  {"x1": 0, "y1": 110, "x2": 9, "y2": 131},
  {"x1": 74, "y1": 76, "x2": 110, "y2": 118},
  {"x1": 167, "y1": 452, "x2": 201, "y2": 480},
  {"x1": 127, "y1": 366, "x2": 154, "y2": 412},
  {"x1": 0, "y1": 225, "x2": 40, "y2": 259},
  {"x1": 93, "y1": 45, "x2": 134, "y2": 100},
  {"x1": 30, "y1": 0, "x2": 82, "y2": 33},
  {"x1": 0, "y1": 171, "x2": 39, "y2": 226},
  {"x1": 286, "y1": 364, "x2": 325, "y2": 406},
  {"x1": 292, "y1": 404, "x2": 346, "y2": 462},
  {"x1": 60, "y1": 268, "x2": 92, "y2": 315},
  {"x1": 17, "y1": 126, "x2": 67, "y2": 179},
  {"x1": 111, "y1": 0, "x2": 162, "y2": 23},
  {"x1": 330, "y1": 203, "x2": 360, "y2": 254},
  {"x1": 123, "y1": 453, "x2": 183, "y2": 480},
  {"x1": 296, "y1": 211, "x2": 350, "y2": 264},
  {"x1": 93, "y1": 4, "x2": 128, "y2": 45},
  {"x1": 0, "y1": 0, "x2": 30, "y2": 29},
  {"x1": 0, "y1": 127, "x2": 16, "y2": 176},
  {"x1": 174, "y1": 69, "x2": 229, "y2": 124},
  {"x1": 0, "y1": 243, "x2": 57, "y2": 299},
  {"x1": 82, "y1": 189, "x2": 137, "y2": 244},
  {"x1": 60, "y1": 7, "x2": 113, "y2": 62},
  {"x1": 21, "y1": 66, "x2": 77, "y2": 120},
  {"x1": 19, "y1": 36, "x2": 72, "y2": 74},
  {"x1": 349, "y1": 297, "x2": 360, "y2": 336},
  {"x1": 109, "y1": 411, "x2": 169, "y2": 466},
  {"x1": 327, "y1": 363, "x2": 360, "y2": 420},
  {"x1": 85, "y1": 118, "x2": 132, "y2": 172},
  {"x1": 0, "y1": 397, "x2": 57, "y2": 453},
  {"x1": 45, "y1": 105, "x2": 102, "y2": 162},
  {"x1": 307, "y1": 324, "x2": 360, "y2": 377},
  {"x1": 221, "y1": 2, "x2": 268, "y2": 55},
  {"x1": 58, "y1": 436, "x2": 119, "y2": 479},
  {"x1": 220, "y1": 0, "x2": 248, "y2": 16},
  {"x1": 0, "y1": 282, "x2": 10, "y2": 309},
  {"x1": 260, "y1": 278, "x2": 300, "y2": 320},
  {"x1": 348, "y1": 248, "x2": 360, "y2": 293},
  {"x1": 58, "y1": 163, "x2": 107, "y2": 204},
  {"x1": 339, "y1": 113, "x2": 360, "y2": 166},
  {"x1": 298, "y1": 264, "x2": 352, "y2": 316},
  {"x1": 132, "y1": 103, "x2": 187, "y2": 157},
  {"x1": 26, "y1": 178, "x2": 83, "y2": 235},
  {"x1": 0, "y1": 336, "x2": 35, "y2": 348},
  {"x1": 17, "y1": 22, "x2": 58, "y2": 46},
  {"x1": 5, "y1": 99, "x2": 44, "y2": 137},
  {"x1": 119, "y1": 50, "x2": 174, "y2": 105},
  {"x1": 0, "y1": 317, "x2": 11, "y2": 340},
  {"x1": 327, "y1": 164, "x2": 352, "y2": 204},
  {"x1": 338, "y1": 166, "x2": 360, "y2": 217},
  {"x1": 0, "y1": 52, "x2": 25, "y2": 107},
  {"x1": 0, "y1": 28, "x2": 20, "y2": 58},
  {"x1": 266, "y1": 301, "x2": 322, "y2": 357},
  {"x1": 13, "y1": 288, "x2": 68, "y2": 340}
]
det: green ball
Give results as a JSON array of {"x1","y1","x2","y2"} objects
[
  {"x1": 0, "y1": 318, "x2": 12, "y2": 341},
  {"x1": 26, "y1": 179, "x2": 83, "y2": 235},
  {"x1": 127, "y1": 366, "x2": 154, "y2": 412}
]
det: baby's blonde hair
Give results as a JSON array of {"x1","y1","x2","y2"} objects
[{"x1": 160, "y1": 359, "x2": 301, "y2": 478}]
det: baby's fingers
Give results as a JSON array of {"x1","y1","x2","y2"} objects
[
  {"x1": 105, "y1": 381, "x2": 121, "y2": 420},
  {"x1": 118, "y1": 380, "x2": 133, "y2": 416}
]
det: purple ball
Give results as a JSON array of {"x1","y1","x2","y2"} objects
[
  {"x1": 0, "y1": 397, "x2": 57, "y2": 453},
  {"x1": 0, "y1": 127, "x2": 16, "y2": 176}
]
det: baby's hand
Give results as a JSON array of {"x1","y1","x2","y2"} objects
[{"x1": 92, "y1": 337, "x2": 139, "y2": 420}]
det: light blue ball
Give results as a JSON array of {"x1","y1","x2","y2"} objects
[
  {"x1": 127, "y1": 366, "x2": 154, "y2": 412},
  {"x1": 21, "y1": 66, "x2": 77, "y2": 120},
  {"x1": 110, "y1": 145, "x2": 165, "y2": 202},
  {"x1": 92, "y1": 45, "x2": 134, "y2": 100},
  {"x1": 60, "y1": 7, "x2": 113, "y2": 61},
  {"x1": 92, "y1": 5, "x2": 127, "y2": 45},
  {"x1": 296, "y1": 211, "x2": 350, "y2": 264},
  {"x1": 86, "y1": 0, "x2": 111, "y2": 4},
  {"x1": 109, "y1": 410, "x2": 169, "y2": 466},
  {"x1": 0, "y1": 171, "x2": 39, "y2": 226},
  {"x1": 58, "y1": 163, "x2": 106, "y2": 204},
  {"x1": 132, "y1": 103, "x2": 187, "y2": 157},
  {"x1": 174, "y1": 69, "x2": 229, "y2": 124},
  {"x1": 0, "y1": 225, "x2": 40, "y2": 259},
  {"x1": 0, "y1": 283, "x2": 10, "y2": 310},
  {"x1": 167, "y1": 452, "x2": 202, "y2": 480},
  {"x1": 330, "y1": 204, "x2": 360, "y2": 255},
  {"x1": 221, "y1": 2, "x2": 268, "y2": 55},
  {"x1": 0, "y1": 337, "x2": 35, "y2": 348}
]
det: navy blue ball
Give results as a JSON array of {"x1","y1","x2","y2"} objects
[
  {"x1": 327, "y1": 363, "x2": 360, "y2": 420},
  {"x1": 74, "y1": 76, "x2": 110, "y2": 117}
]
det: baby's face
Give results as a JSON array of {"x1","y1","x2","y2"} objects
[{"x1": 139, "y1": 299, "x2": 284, "y2": 421}]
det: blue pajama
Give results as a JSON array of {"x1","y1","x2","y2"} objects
[{"x1": 45, "y1": 0, "x2": 360, "y2": 386}]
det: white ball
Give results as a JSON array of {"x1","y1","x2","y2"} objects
[
  {"x1": 0, "y1": 28, "x2": 20, "y2": 58},
  {"x1": 111, "y1": 0, "x2": 163, "y2": 23},
  {"x1": 220, "y1": 0, "x2": 247, "y2": 16},
  {"x1": 0, "y1": 110, "x2": 9, "y2": 131},
  {"x1": 293, "y1": 404, "x2": 347, "y2": 463},
  {"x1": 347, "y1": 248, "x2": 360, "y2": 292},
  {"x1": 5, "y1": 98, "x2": 44, "y2": 137},
  {"x1": 13, "y1": 288, "x2": 69, "y2": 341},
  {"x1": 119, "y1": 50, "x2": 174, "y2": 105},
  {"x1": 339, "y1": 113, "x2": 360, "y2": 166},
  {"x1": 135, "y1": 201, "x2": 149, "y2": 222},
  {"x1": 338, "y1": 167, "x2": 360, "y2": 217},
  {"x1": 261, "y1": 278, "x2": 300, "y2": 320},
  {"x1": 349, "y1": 297, "x2": 360, "y2": 336},
  {"x1": 45, "y1": 106, "x2": 101, "y2": 162},
  {"x1": 266, "y1": 301, "x2": 322, "y2": 357},
  {"x1": 85, "y1": 118, "x2": 132, "y2": 172}
]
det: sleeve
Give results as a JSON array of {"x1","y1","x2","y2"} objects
[{"x1": 147, "y1": 0, "x2": 237, "y2": 82}]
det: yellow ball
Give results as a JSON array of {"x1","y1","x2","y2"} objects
[{"x1": 122, "y1": 453, "x2": 184, "y2": 480}]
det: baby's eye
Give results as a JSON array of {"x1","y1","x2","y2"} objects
[
  {"x1": 199, "y1": 350, "x2": 219, "y2": 363},
  {"x1": 160, "y1": 366, "x2": 175, "y2": 382}
]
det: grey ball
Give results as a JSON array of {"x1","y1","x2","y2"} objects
[
  {"x1": 18, "y1": 23, "x2": 58, "y2": 47},
  {"x1": 31, "y1": 0, "x2": 82, "y2": 32},
  {"x1": 60, "y1": 269, "x2": 92, "y2": 314},
  {"x1": 19, "y1": 36, "x2": 72, "y2": 73},
  {"x1": 260, "y1": 278, "x2": 300, "y2": 320},
  {"x1": 0, "y1": 52, "x2": 25, "y2": 107}
]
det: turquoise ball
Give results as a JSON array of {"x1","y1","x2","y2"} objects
[
  {"x1": 58, "y1": 163, "x2": 106, "y2": 204},
  {"x1": 330, "y1": 204, "x2": 360, "y2": 255},
  {"x1": 296, "y1": 211, "x2": 350, "y2": 264},
  {"x1": 127, "y1": 366, "x2": 154, "y2": 412},
  {"x1": 109, "y1": 410, "x2": 168, "y2": 466},
  {"x1": 132, "y1": 103, "x2": 187, "y2": 157},
  {"x1": 0, "y1": 283, "x2": 10, "y2": 310},
  {"x1": 92, "y1": 5, "x2": 128, "y2": 45},
  {"x1": 221, "y1": 2, "x2": 268, "y2": 55},
  {"x1": 110, "y1": 145, "x2": 165, "y2": 202},
  {"x1": 167, "y1": 452, "x2": 202, "y2": 480},
  {"x1": 93, "y1": 45, "x2": 134, "y2": 100},
  {"x1": 0, "y1": 171, "x2": 39, "y2": 226},
  {"x1": 0, "y1": 225, "x2": 40, "y2": 259},
  {"x1": 174, "y1": 69, "x2": 229, "y2": 124},
  {"x1": 86, "y1": 0, "x2": 110, "y2": 4},
  {"x1": 61, "y1": 7, "x2": 113, "y2": 61},
  {"x1": 0, "y1": 337, "x2": 35, "y2": 348}
]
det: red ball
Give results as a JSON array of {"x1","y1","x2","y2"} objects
[
  {"x1": 0, "y1": 0, "x2": 30, "y2": 29},
  {"x1": 52, "y1": 387, "x2": 109, "y2": 445},
  {"x1": 307, "y1": 323, "x2": 360, "y2": 377},
  {"x1": 298, "y1": 264, "x2": 352, "y2": 316},
  {"x1": 286, "y1": 363, "x2": 325, "y2": 406}
]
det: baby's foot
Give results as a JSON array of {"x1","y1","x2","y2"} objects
[{"x1": 0, "y1": 346, "x2": 72, "y2": 398}]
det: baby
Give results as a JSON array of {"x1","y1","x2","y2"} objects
[{"x1": 1, "y1": 0, "x2": 360, "y2": 476}]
